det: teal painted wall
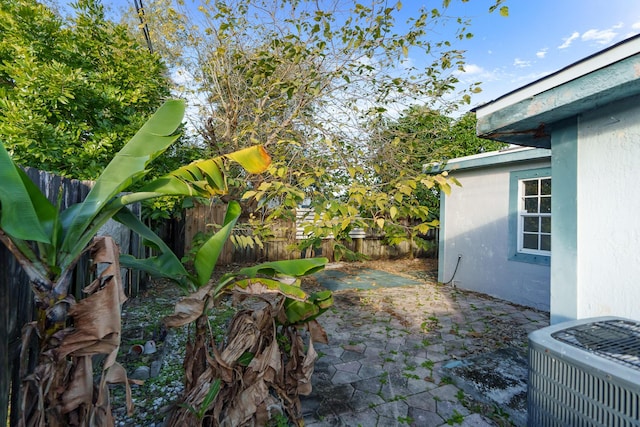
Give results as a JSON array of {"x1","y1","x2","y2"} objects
[{"x1": 549, "y1": 120, "x2": 578, "y2": 324}]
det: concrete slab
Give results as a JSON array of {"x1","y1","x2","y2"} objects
[
  {"x1": 314, "y1": 267, "x2": 424, "y2": 291},
  {"x1": 441, "y1": 347, "x2": 529, "y2": 426}
]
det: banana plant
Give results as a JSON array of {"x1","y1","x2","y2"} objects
[
  {"x1": 0, "y1": 99, "x2": 271, "y2": 427},
  {"x1": 118, "y1": 202, "x2": 333, "y2": 426}
]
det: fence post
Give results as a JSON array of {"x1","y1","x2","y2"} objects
[{"x1": 0, "y1": 245, "x2": 8, "y2": 427}]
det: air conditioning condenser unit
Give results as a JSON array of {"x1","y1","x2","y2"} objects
[{"x1": 528, "y1": 316, "x2": 640, "y2": 426}]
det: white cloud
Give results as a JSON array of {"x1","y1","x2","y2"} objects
[
  {"x1": 632, "y1": 21, "x2": 640, "y2": 30},
  {"x1": 513, "y1": 58, "x2": 531, "y2": 68},
  {"x1": 512, "y1": 70, "x2": 553, "y2": 85},
  {"x1": 536, "y1": 48, "x2": 548, "y2": 59},
  {"x1": 558, "y1": 32, "x2": 580, "y2": 49},
  {"x1": 582, "y1": 28, "x2": 618, "y2": 45},
  {"x1": 460, "y1": 64, "x2": 484, "y2": 75}
]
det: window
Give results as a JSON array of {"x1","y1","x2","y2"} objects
[
  {"x1": 518, "y1": 177, "x2": 551, "y2": 254},
  {"x1": 509, "y1": 168, "x2": 551, "y2": 265}
]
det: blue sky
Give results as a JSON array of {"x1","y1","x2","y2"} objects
[
  {"x1": 101, "y1": 0, "x2": 640, "y2": 111},
  {"x1": 444, "y1": 0, "x2": 640, "y2": 108}
]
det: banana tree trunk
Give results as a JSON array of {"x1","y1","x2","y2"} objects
[{"x1": 18, "y1": 237, "x2": 133, "y2": 427}]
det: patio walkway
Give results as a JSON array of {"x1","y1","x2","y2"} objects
[{"x1": 301, "y1": 261, "x2": 549, "y2": 426}]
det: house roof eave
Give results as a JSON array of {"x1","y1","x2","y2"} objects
[{"x1": 474, "y1": 35, "x2": 640, "y2": 146}]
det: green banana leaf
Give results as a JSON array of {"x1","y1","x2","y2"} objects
[
  {"x1": 231, "y1": 277, "x2": 308, "y2": 301},
  {"x1": 238, "y1": 257, "x2": 328, "y2": 278},
  {"x1": 283, "y1": 290, "x2": 334, "y2": 325},
  {"x1": 67, "y1": 145, "x2": 270, "y2": 273},
  {"x1": 136, "y1": 158, "x2": 227, "y2": 197},
  {"x1": 60, "y1": 100, "x2": 185, "y2": 262},
  {"x1": 116, "y1": 201, "x2": 242, "y2": 291},
  {"x1": 108, "y1": 146, "x2": 271, "y2": 208},
  {"x1": 194, "y1": 201, "x2": 241, "y2": 287},
  {"x1": 0, "y1": 142, "x2": 51, "y2": 243},
  {"x1": 116, "y1": 208, "x2": 193, "y2": 290}
]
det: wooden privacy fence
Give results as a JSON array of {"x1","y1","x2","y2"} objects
[
  {"x1": 184, "y1": 203, "x2": 438, "y2": 265},
  {"x1": 0, "y1": 168, "x2": 145, "y2": 427}
]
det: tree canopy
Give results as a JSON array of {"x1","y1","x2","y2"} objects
[
  {"x1": 120, "y1": 0, "x2": 508, "y2": 253},
  {"x1": 0, "y1": 0, "x2": 172, "y2": 179},
  {"x1": 2, "y1": 0, "x2": 509, "y2": 253}
]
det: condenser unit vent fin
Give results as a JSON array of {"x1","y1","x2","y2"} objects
[{"x1": 552, "y1": 319, "x2": 640, "y2": 370}]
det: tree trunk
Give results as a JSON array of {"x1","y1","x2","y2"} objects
[{"x1": 18, "y1": 236, "x2": 130, "y2": 427}]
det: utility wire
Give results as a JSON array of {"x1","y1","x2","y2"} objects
[{"x1": 134, "y1": 0, "x2": 154, "y2": 54}]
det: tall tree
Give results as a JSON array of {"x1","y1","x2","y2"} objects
[
  {"x1": 367, "y1": 108, "x2": 507, "y2": 232},
  {"x1": 370, "y1": 108, "x2": 508, "y2": 185},
  {"x1": 0, "y1": 0, "x2": 172, "y2": 179},
  {"x1": 128, "y1": 0, "x2": 508, "y2": 253}
]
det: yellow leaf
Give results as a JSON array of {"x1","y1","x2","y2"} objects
[
  {"x1": 399, "y1": 185, "x2": 412, "y2": 196},
  {"x1": 500, "y1": 6, "x2": 509, "y2": 16},
  {"x1": 376, "y1": 218, "x2": 385, "y2": 229},
  {"x1": 242, "y1": 190, "x2": 257, "y2": 200},
  {"x1": 390, "y1": 206, "x2": 398, "y2": 219},
  {"x1": 225, "y1": 145, "x2": 271, "y2": 174}
]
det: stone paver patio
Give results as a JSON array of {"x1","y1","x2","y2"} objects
[{"x1": 301, "y1": 261, "x2": 549, "y2": 426}]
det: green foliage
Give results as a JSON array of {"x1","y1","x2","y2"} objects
[
  {"x1": 122, "y1": 0, "x2": 508, "y2": 256},
  {"x1": 180, "y1": 378, "x2": 221, "y2": 421},
  {"x1": 0, "y1": 100, "x2": 186, "y2": 284},
  {"x1": 0, "y1": 0, "x2": 173, "y2": 179},
  {"x1": 0, "y1": 99, "x2": 248, "y2": 426},
  {"x1": 371, "y1": 108, "x2": 507, "y2": 179},
  {"x1": 446, "y1": 409, "x2": 465, "y2": 425}
]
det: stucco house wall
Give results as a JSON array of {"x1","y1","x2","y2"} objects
[
  {"x1": 575, "y1": 96, "x2": 640, "y2": 319},
  {"x1": 438, "y1": 148, "x2": 551, "y2": 311},
  {"x1": 475, "y1": 34, "x2": 640, "y2": 324}
]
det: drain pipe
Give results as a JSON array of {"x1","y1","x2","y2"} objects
[{"x1": 443, "y1": 254, "x2": 462, "y2": 286}]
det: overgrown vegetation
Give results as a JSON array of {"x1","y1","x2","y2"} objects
[
  {"x1": 0, "y1": 100, "x2": 272, "y2": 426},
  {"x1": 120, "y1": 200, "x2": 334, "y2": 425},
  {"x1": 122, "y1": 0, "x2": 509, "y2": 256}
]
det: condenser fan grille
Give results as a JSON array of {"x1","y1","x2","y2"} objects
[{"x1": 552, "y1": 319, "x2": 640, "y2": 370}]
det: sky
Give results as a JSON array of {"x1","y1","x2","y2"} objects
[
  {"x1": 443, "y1": 0, "x2": 640, "y2": 109},
  {"x1": 96, "y1": 0, "x2": 640, "y2": 112}
]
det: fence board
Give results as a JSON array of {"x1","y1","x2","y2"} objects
[{"x1": 183, "y1": 203, "x2": 438, "y2": 264}]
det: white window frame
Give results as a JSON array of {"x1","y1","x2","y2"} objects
[{"x1": 517, "y1": 177, "x2": 551, "y2": 256}]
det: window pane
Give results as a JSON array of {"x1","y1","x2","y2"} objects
[
  {"x1": 524, "y1": 216, "x2": 539, "y2": 232},
  {"x1": 540, "y1": 235, "x2": 551, "y2": 251},
  {"x1": 524, "y1": 198, "x2": 539, "y2": 213},
  {"x1": 541, "y1": 217, "x2": 551, "y2": 233},
  {"x1": 523, "y1": 233, "x2": 538, "y2": 249},
  {"x1": 540, "y1": 196, "x2": 551, "y2": 213},
  {"x1": 541, "y1": 179, "x2": 551, "y2": 195},
  {"x1": 524, "y1": 180, "x2": 538, "y2": 196}
]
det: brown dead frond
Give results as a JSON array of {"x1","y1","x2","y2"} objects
[
  {"x1": 167, "y1": 286, "x2": 329, "y2": 426},
  {"x1": 20, "y1": 236, "x2": 134, "y2": 427}
]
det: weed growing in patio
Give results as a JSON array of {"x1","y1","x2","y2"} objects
[
  {"x1": 441, "y1": 376, "x2": 454, "y2": 385},
  {"x1": 398, "y1": 415, "x2": 414, "y2": 424},
  {"x1": 446, "y1": 409, "x2": 465, "y2": 425}
]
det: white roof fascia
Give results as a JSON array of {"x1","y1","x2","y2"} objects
[{"x1": 476, "y1": 35, "x2": 640, "y2": 118}]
